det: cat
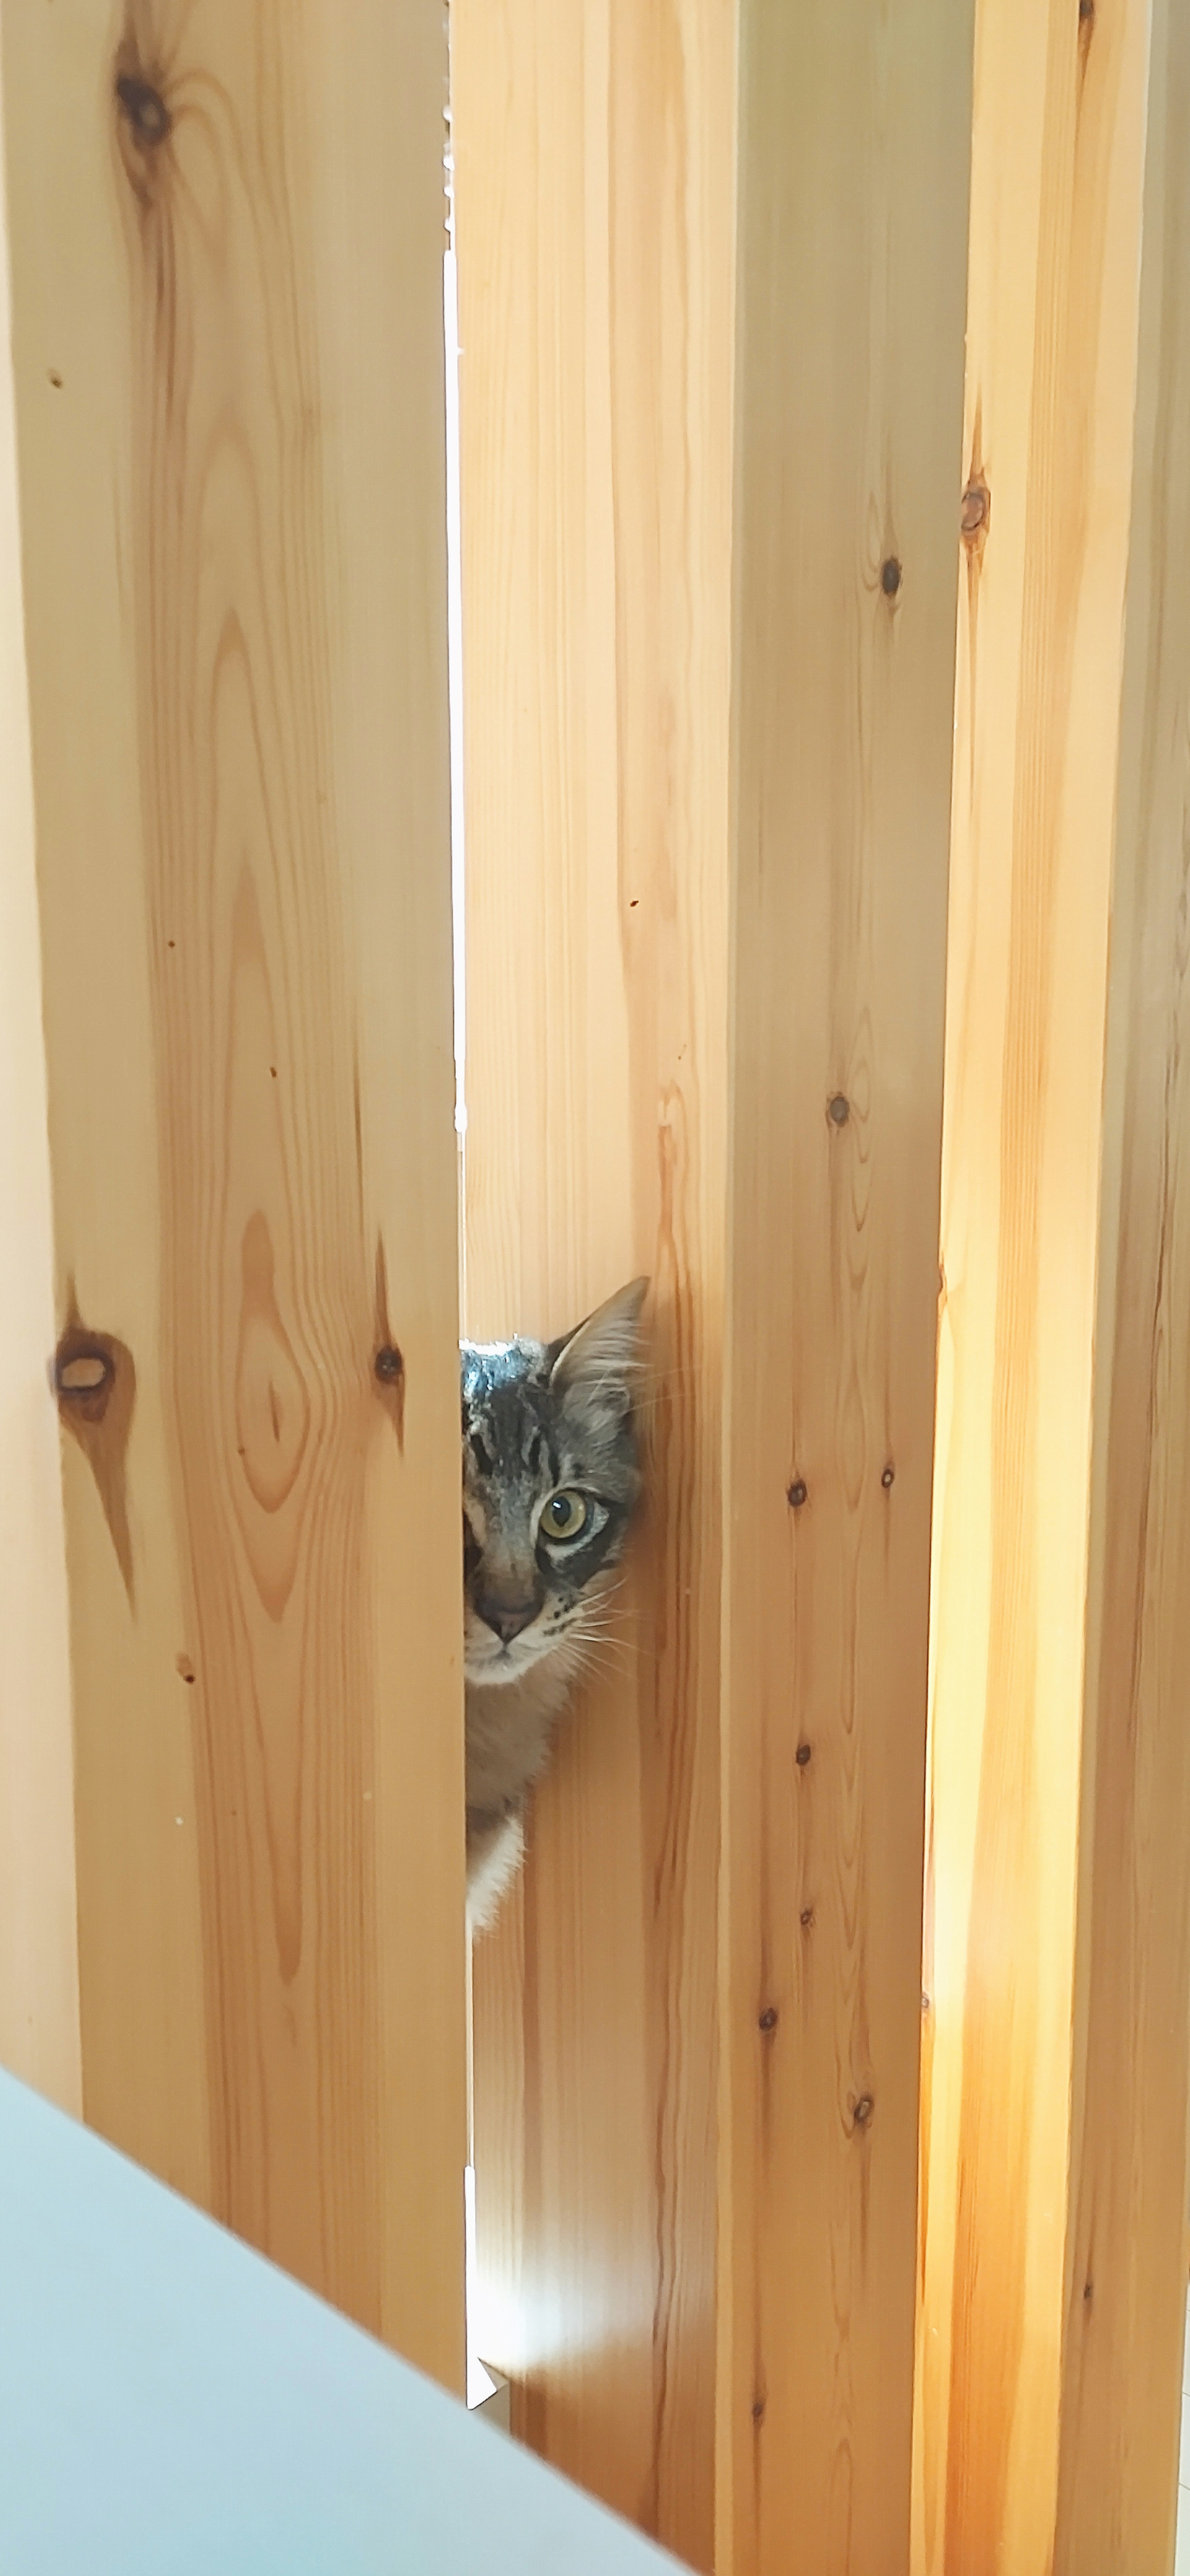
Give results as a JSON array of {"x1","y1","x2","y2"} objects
[{"x1": 461, "y1": 1277, "x2": 647, "y2": 1930}]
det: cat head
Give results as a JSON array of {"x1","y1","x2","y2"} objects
[{"x1": 460, "y1": 1278, "x2": 647, "y2": 1685}]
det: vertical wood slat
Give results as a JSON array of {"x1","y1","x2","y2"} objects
[
  {"x1": 455, "y1": 0, "x2": 733, "y2": 2562},
  {"x1": 910, "y1": 0, "x2": 1190, "y2": 2567},
  {"x1": 0, "y1": 47, "x2": 80, "y2": 2116},
  {"x1": 0, "y1": 1, "x2": 466, "y2": 2387},
  {"x1": 719, "y1": 4, "x2": 974, "y2": 2571},
  {"x1": 1056, "y1": 0, "x2": 1190, "y2": 2557}
]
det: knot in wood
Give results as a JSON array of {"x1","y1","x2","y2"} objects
[
  {"x1": 115, "y1": 74, "x2": 171, "y2": 147},
  {"x1": 961, "y1": 480, "x2": 990, "y2": 541},
  {"x1": 852, "y1": 2092, "x2": 874, "y2": 2129},
  {"x1": 787, "y1": 1478, "x2": 808, "y2": 1510},
  {"x1": 827, "y1": 1092, "x2": 850, "y2": 1126},
  {"x1": 880, "y1": 556, "x2": 902, "y2": 597},
  {"x1": 57, "y1": 1349, "x2": 112, "y2": 1400},
  {"x1": 881, "y1": 1463, "x2": 895, "y2": 1489},
  {"x1": 795, "y1": 1742, "x2": 811, "y2": 1768},
  {"x1": 374, "y1": 1344, "x2": 403, "y2": 1384},
  {"x1": 758, "y1": 2006, "x2": 778, "y2": 2033}
]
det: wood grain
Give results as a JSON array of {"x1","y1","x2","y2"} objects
[
  {"x1": 719, "y1": 4, "x2": 973, "y2": 2570},
  {"x1": 454, "y1": 0, "x2": 733, "y2": 2560},
  {"x1": 1055, "y1": 0, "x2": 1190, "y2": 2558},
  {"x1": 911, "y1": 0, "x2": 1153, "y2": 2565},
  {"x1": 1, "y1": 0, "x2": 465, "y2": 2386}
]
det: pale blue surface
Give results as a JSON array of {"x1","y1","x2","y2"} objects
[{"x1": 0, "y1": 2070, "x2": 683, "y2": 2575}]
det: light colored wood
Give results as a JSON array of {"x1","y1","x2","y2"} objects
[
  {"x1": 0, "y1": 0, "x2": 465, "y2": 2388},
  {"x1": 0, "y1": 53, "x2": 80, "y2": 2117},
  {"x1": 1055, "y1": 0, "x2": 1190, "y2": 2557},
  {"x1": 911, "y1": 0, "x2": 1155, "y2": 2566},
  {"x1": 454, "y1": 0, "x2": 734, "y2": 2560},
  {"x1": 719, "y1": 3, "x2": 974, "y2": 2571}
]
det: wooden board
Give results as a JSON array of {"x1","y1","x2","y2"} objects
[
  {"x1": 454, "y1": 0, "x2": 734, "y2": 2561},
  {"x1": 1054, "y1": 0, "x2": 1190, "y2": 2558},
  {"x1": 718, "y1": 3, "x2": 974, "y2": 2570},
  {"x1": 0, "y1": 62, "x2": 80, "y2": 2117},
  {"x1": 911, "y1": 0, "x2": 1155, "y2": 2565},
  {"x1": 0, "y1": 0, "x2": 466, "y2": 2390}
]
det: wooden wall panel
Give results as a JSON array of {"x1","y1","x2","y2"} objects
[
  {"x1": 0, "y1": 56, "x2": 80, "y2": 2117},
  {"x1": 1055, "y1": 0, "x2": 1190, "y2": 2559},
  {"x1": 454, "y1": 0, "x2": 734, "y2": 2562},
  {"x1": 0, "y1": 0, "x2": 465, "y2": 2390},
  {"x1": 719, "y1": 4, "x2": 974, "y2": 2572},
  {"x1": 911, "y1": 0, "x2": 1160, "y2": 2566}
]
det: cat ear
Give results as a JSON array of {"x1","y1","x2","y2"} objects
[{"x1": 548, "y1": 1277, "x2": 648, "y2": 1417}]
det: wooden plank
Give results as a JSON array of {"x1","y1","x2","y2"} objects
[
  {"x1": 719, "y1": 3, "x2": 974, "y2": 2571},
  {"x1": 911, "y1": 0, "x2": 1154, "y2": 2565},
  {"x1": 0, "y1": 63, "x2": 80, "y2": 2116},
  {"x1": 1055, "y1": 0, "x2": 1190, "y2": 2558},
  {"x1": 0, "y1": 0, "x2": 465, "y2": 2387},
  {"x1": 453, "y1": 0, "x2": 734, "y2": 2561}
]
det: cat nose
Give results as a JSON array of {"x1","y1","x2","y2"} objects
[{"x1": 478, "y1": 1596, "x2": 539, "y2": 1646}]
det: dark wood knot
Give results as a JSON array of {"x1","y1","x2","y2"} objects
[
  {"x1": 827, "y1": 1092, "x2": 851, "y2": 1126},
  {"x1": 115, "y1": 74, "x2": 171, "y2": 145},
  {"x1": 54, "y1": 1335, "x2": 116, "y2": 1423},
  {"x1": 880, "y1": 556, "x2": 902, "y2": 597},
  {"x1": 374, "y1": 1344, "x2": 403, "y2": 1384}
]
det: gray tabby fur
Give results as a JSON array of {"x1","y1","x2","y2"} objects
[{"x1": 461, "y1": 1278, "x2": 647, "y2": 1929}]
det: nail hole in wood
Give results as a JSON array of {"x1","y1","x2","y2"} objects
[
  {"x1": 758, "y1": 2006, "x2": 778, "y2": 2033},
  {"x1": 828, "y1": 1092, "x2": 850, "y2": 1126},
  {"x1": 787, "y1": 1478, "x2": 808, "y2": 1510},
  {"x1": 796, "y1": 1743, "x2": 811, "y2": 1768},
  {"x1": 176, "y1": 1654, "x2": 196, "y2": 1685},
  {"x1": 880, "y1": 556, "x2": 902, "y2": 597},
  {"x1": 115, "y1": 73, "x2": 171, "y2": 145}
]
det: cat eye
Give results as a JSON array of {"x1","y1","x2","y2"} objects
[{"x1": 540, "y1": 1488, "x2": 590, "y2": 1544}]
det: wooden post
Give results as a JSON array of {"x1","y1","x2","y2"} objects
[
  {"x1": 0, "y1": 1, "x2": 466, "y2": 2389},
  {"x1": 915, "y1": 0, "x2": 1190, "y2": 2568},
  {"x1": 719, "y1": 3, "x2": 974, "y2": 2571},
  {"x1": 0, "y1": 67, "x2": 80, "y2": 2114},
  {"x1": 456, "y1": 0, "x2": 973, "y2": 2564},
  {"x1": 454, "y1": 0, "x2": 733, "y2": 2561}
]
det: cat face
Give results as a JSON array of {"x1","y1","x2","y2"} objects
[{"x1": 460, "y1": 1279, "x2": 646, "y2": 1685}]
